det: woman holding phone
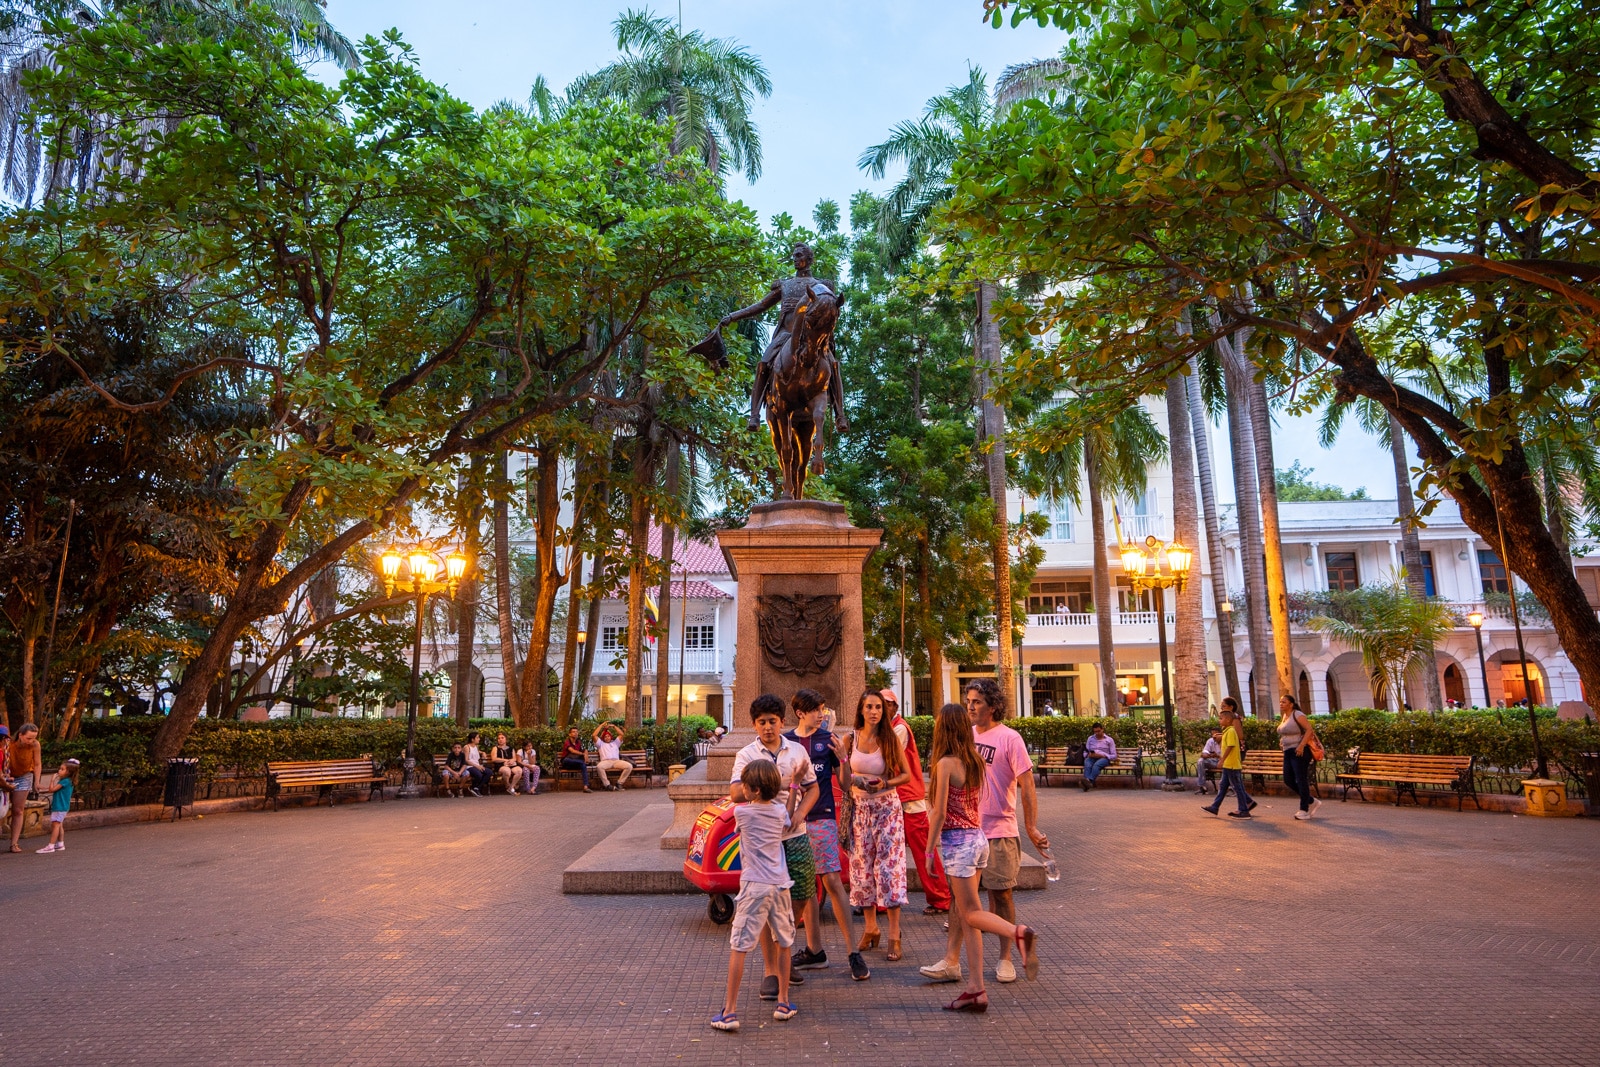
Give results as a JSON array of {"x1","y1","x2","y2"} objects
[{"x1": 842, "y1": 689, "x2": 910, "y2": 961}]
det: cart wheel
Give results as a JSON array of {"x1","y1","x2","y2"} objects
[{"x1": 708, "y1": 893, "x2": 735, "y2": 925}]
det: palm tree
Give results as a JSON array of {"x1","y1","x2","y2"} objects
[
  {"x1": 568, "y1": 8, "x2": 771, "y2": 182},
  {"x1": 2, "y1": 0, "x2": 357, "y2": 203},
  {"x1": 1309, "y1": 580, "x2": 1457, "y2": 714},
  {"x1": 1165, "y1": 371, "x2": 1209, "y2": 717},
  {"x1": 1185, "y1": 353, "x2": 1243, "y2": 704},
  {"x1": 1025, "y1": 398, "x2": 1166, "y2": 716},
  {"x1": 860, "y1": 63, "x2": 1062, "y2": 705}
]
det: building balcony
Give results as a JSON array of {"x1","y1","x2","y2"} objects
[{"x1": 590, "y1": 646, "x2": 720, "y2": 675}]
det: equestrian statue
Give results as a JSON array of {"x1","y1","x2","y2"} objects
[{"x1": 697, "y1": 243, "x2": 849, "y2": 501}]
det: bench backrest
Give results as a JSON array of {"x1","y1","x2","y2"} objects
[
  {"x1": 1355, "y1": 752, "x2": 1472, "y2": 775},
  {"x1": 267, "y1": 758, "x2": 378, "y2": 781},
  {"x1": 1240, "y1": 750, "x2": 1283, "y2": 771},
  {"x1": 620, "y1": 749, "x2": 650, "y2": 768}
]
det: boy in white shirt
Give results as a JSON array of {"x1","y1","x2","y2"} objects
[
  {"x1": 729, "y1": 693, "x2": 819, "y2": 1003},
  {"x1": 712, "y1": 758, "x2": 805, "y2": 1031},
  {"x1": 1194, "y1": 728, "x2": 1223, "y2": 794}
]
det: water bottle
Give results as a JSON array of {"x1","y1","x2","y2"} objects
[{"x1": 1039, "y1": 846, "x2": 1061, "y2": 883}]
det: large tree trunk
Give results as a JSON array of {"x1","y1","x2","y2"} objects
[
  {"x1": 654, "y1": 446, "x2": 680, "y2": 724},
  {"x1": 1245, "y1": 371, "x2": 1295, "y2": 704},
  {"x1": 1389, "y1": 414, "x2": 1442, "y2": 710},
  {"x1": 558, "y1": 548, "x2": 584, "y2": 729},
  {"x1": 452, "y1": 474, "x2": 484, "y2": 726},
  {"x1": 916, "y1": 538, "x2": 944, "y2": 711},
  {"x1": 975, "y1": 280, "x2": 1015, "y2": 704},
  {"x1": 1085, "y1": 448, "x2": 1120, "y2": 716},
  {"x1": 492, "y1": 456, "x2": 523, "y2": 724},
  {"x1": 623, "y1": 430, "x2": 661, "y2": 728},
  {"x1": 1166, "y1": 374, "x2": 1210, "y2": 718},
  {"x1": 1223, "y1": 357, "x2": 1272, "y2": 717},
  {"x1": 514, "y1": 441, "x2": 567, "y2": 727},
  {"x1": 1186, "y1": 356, "x2": 1242, "y2": 706}
]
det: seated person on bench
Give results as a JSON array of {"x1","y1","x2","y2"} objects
[
  {"x1": 1082, "y1": 722, "x2": 1117, "y2": 790},
  {"x1": 593, "y1": 724, "x2": 632, "y2": 791},
  {"x1": 1194, "y1": 728, "x2": 1222, "y2": 794},
  {"x1": 442, "y1": 743, "x2": 471, "y2": 797}
]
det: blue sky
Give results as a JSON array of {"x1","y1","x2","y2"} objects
[{"x1": 320, "y1": 0, "x2": 1397, "y2": 501}]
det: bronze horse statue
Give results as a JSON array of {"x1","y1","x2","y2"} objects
[{"x1": 763, "y1": 283, "x2": 841, "y2": 500}]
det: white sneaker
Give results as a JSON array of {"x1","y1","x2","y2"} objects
[
  {"x1": 996, "y1": 959, "x2": 1018, "y2": 983},
  {"x1": 1309, "y1": 799, "x2": 1323, "y2": 818},
  {"x1": 508, "y1": 788, "x2": 518, "y2": 795},
  {"x1": 36, "y1": 843, "x2": 57, "y2": 854},
  {"x1": 919, "y1": 960, "x2": 962, "y2": 983},
  {"x1": 1294, "y1": 811, "x2": 1310, "y2": 821}
]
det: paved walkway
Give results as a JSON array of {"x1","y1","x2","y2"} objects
[{"x1": 2, "y1": 784, "x2": 1596, "y2": 1066}]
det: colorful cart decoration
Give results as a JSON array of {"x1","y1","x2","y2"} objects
[{"x1": 683, "y1": 795, "x2": 741, "y2": 923}]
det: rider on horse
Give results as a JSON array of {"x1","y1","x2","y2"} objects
[{"x1": 719, "y1": 242, "x2": 850, "y2": 434}]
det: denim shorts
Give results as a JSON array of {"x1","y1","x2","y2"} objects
[
  {"x1": 937, "y1": 828, "x2": 990, "y2": 879},
  {"x1": 12, "y1": 773, "x2": 33, "y2": 792}
]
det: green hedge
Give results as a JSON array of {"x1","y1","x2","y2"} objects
[
  {"x1": 46, "y1": 714, "x2": 720, "y2": 783},
  {"x1": 900, "y1": 708, "x2": 1598, "y2": 792}
]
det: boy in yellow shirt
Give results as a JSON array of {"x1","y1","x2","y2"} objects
[{"x1": 1202, "y1": 707, "x2": 1256, "y2": 819}]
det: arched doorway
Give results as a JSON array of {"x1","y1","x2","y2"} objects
[
  {"x1": 1488, "y1": 650, "x2": 1546, "y2": 706},
  {"x1": 1327, "y1": 652, "x2": 1378, "y2": 710},
  {"x1": 434, "y1": 662, "x2": 486, "y2": 719},
  {"x1": 1442, "y1": 662, "x2": 1466, "y2": 707}
]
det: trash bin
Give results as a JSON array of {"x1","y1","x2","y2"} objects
[
  {"x1": 163, "y1": 758, "x2": 199, "y2": 818},
  {"x1": 1580, "y1": 753, "x2": 1600, "y2": 817}
]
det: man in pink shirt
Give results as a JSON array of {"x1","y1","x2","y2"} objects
[{"x1": 922, "y1": 678, "x2": 1048, "y2": 986}]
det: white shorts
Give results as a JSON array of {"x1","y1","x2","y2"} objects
[
  {"x1": 728, "y1": 881, "x2": 796, "y2": 953},
  {"x1": 938, "y1": 827, "x2": 991, "y2": 879},
  {"x1": 50, "y1": 810, "x2": 67, "y2": 824}
]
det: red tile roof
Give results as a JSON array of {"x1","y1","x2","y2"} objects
[
  {"x1": 617, "y1": 578, "x2": 732, "y2": 600},
  {"x1": 646, "y1": 525, "x2": 726, "y2": 575}
]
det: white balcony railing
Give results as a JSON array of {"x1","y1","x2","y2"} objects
[
  {"x1": 593, "y1": 646, "x2": 719, "y2": 674},
  {"x1": 1115, "y1": 611, "x2": 1176, "y2": 626},
  {"x1": 1027, "y1": 611, "x2": 1095, "y2": 627},
  {"x1": 1116, "y1": 513, "x2": 1166, "y2": 540}
]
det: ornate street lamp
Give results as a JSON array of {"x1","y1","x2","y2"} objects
[
  {"x1": 1466, "y1": 610, "x2": 1489, "y2": 709},
  {"x1": 381, "y1": 543, "x2": 472, "y2": 798},
  {"x1": 1120, "y1": 532, "x2": 1192, "y2": 790}
]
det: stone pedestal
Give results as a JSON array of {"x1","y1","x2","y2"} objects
[
  {"x1": 1521, "y1": 778, "x2": 1568, "y2": 816},
  {"x1": 660, "y1": 499, "x2": 881, "y2": 851}
]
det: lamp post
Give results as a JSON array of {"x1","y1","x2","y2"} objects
[
  {"x1": 1466, "y1": 610, "x2": 1489, "y2": 709},
  {"x1": 1219, "y1": 599, "x2": 1237, "y2": 713},
  {"x1": 382, "y1": 544, "x2": 470, "y2": 798},
  {"x1": 1120, "y1": 533, "x2": 1193, "y2": 790}
]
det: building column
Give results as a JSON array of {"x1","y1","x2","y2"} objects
[
  {"x1": 1307, "y1": 542, "x2": 1323, "y2": 591},
  {"x1": 1387, "y1": 539, "x2": 1399, "y2": 574}
]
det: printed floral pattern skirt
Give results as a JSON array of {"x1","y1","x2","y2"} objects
[{"x1": 848, "y1": 790, "x2": 908, "y2": 908}]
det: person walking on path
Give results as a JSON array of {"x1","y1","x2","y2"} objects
[
  {"x1": 711, "y1": 759, "x2": 806, "y2": 1031},
  {"x1": 730, "y1": 694, "x2": 820, "y2": 1003},
  {"x1": 841, "y1": 690, "x2": 909, "y2": 962},
  {"x1": 923, "y1": 702, "x2": 1039, "y2": 1011},
  {"x1": 1277, "y1": 695, "x2": 1323, "y2": 820},
  {"x1": 36, "y1": 759, "x2": 78, "y2": 854},
  {"x1": 558, "y1": 727, "x2": 591, "y2": 793},
  {"x1": 593, "y1": 724, "x2": 633, "y2": 791},
  {"x1": 924, "y1": 680, "x2": 1047, "y2": 986},
  {"x1": 7, "y1": 723, "x2": 41, "y2": 853},
  {"x1": 1202, "y1": 706, "x2": 1256, "y2": 819},
  {"x1": 884, "y1": 689, "x2": 951, "y2": 915},
  {"x1": 785, "y1": 688, "x2": 867, "y2": 981}
]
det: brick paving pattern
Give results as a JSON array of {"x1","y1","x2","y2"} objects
[{"x1": 2, "y1": 784, "x2": 1596, "y2": 1065}]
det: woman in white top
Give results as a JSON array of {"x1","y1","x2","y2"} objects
[
  {"x1": 842, "y1": 690, "x2": 910, "y2": 961},
  {"x1": 1277, "y1": 695, "x2": 1322, "y2": 819}
]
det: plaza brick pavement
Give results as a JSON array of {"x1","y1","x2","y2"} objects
[{"x1": 2, "y1": 782, "x2": 1597, "y2": 1066}]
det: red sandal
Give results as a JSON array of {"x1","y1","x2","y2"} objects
[
  {"x1": 943, "y1": 990, "x2": 988, "y2": 1013},
  {"x1": 1015, "y1": 924, "x2": 1039, "y2": 981}
]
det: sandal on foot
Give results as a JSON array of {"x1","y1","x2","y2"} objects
[
  {"x1": 885, "y1": 939, "x2": 902, "y2": 961},
  {"x1": 1015, "y1": 924, "x2": 1039, "y2": 981},
  {"x1": 943, "y1": 990, "x2": 988, "y2": 1013},
  {"x1": 709, "y1": 1012, "x2": 739, "y2": 1032},
  {"x1": 772, "y1": 1001, "x2": 798, "y2": 1021}
]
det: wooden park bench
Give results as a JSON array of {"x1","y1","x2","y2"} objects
[
  {"x1": 1035, "y1": 746, "x2": 1145, "y2": 789},
  {"x1": 264, "y1": 757, "x2": 386, "y2": 811},
  {"x1": 1034, "y1": 746, "x2": 1080, "y2": 786},
  {"x1": 1237, "y1": 749, "x2": 1323, "y2": 799},
  {"x1": 1337, "y1": 750, "x2": 1479, "y2": 810},
  {"x1": 556, "y1": 750, "x2": 599, "y2": 790},
  {"x1": 613, "y1": 749, "x2": 655, "y2": 788}
]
